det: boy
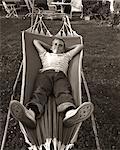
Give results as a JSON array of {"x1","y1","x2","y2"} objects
[{"x1": 10, "y1": 38, "x2": 94, "y2": 128}]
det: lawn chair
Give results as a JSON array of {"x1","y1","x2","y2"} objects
[
  {"x1": 24, "y1": 0, "x2": 40, "y2": 18},
  {"x1": 2, "y1": 0, "x2": 19, "y2": 18},
  {"x1": 39, "y1": 4, "x2": 65, "y2": 20},
  {"x1": 70, "y1": 0, "x2": 83, "y2": 19},
  {"x1": 1, "y1": 15, "x2": 101, "y2": 150}
]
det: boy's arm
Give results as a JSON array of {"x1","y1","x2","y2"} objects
[
  {"x1": 66, "y1": 43, "x2": 83, "y2": 59},
  {"x1": 33, "y1": 40, "x2": 50, "y2": 54}
]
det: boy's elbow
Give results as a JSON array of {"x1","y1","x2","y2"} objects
[
  {"x1": 81, "y1": 44, "x2": 84, "y2": 49},
  {"x1": 33, "y1": 39, "x2": 39, "y2": 45},
  {"x1": 78, "y1": 44, "x2": 83, "y2": 50},
  {"x1": 33, "y1": 40, "x2": 42, "y2": 49}
]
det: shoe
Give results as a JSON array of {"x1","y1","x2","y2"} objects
[
  {"x1": 10, "y1": 100, "x2": 36, "y2": 129},
  {"x1": 63, "y1": 102, "x2": 94, "y2": 127}
]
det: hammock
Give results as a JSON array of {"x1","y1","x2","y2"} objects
[
  {"x1": 1, "y1": 15, "x2": 101, "y2": 150},
  {"x1": 20, "y1": 15, "x2": 83, "y2": 150}
]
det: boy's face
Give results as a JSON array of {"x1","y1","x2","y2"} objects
[{"x1": 51, "y1": 39, "x2": 65, "y2": 54}]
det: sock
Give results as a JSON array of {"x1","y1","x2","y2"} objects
[{"x1": 64, "y1": 106, "x2": 75, "y2": 114}]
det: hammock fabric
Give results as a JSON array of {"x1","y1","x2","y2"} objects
[{"x1": 19, "y1": 16, "x2": 84, "y2": 150}]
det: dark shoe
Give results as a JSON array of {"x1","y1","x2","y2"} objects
[
  {"x1": 63, "y1": 102, "x2": 94, "y2": 127},
  {"x1": 10, "y1": 100, "x2": 36, "y2": 129}
]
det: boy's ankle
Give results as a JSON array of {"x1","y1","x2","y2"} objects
[
  {"x1": 28, "y1": 108, "x2": 36, "y2": 119},
  {"x1": 64, "y1": 106, "x2": 75, "y2": 114}
]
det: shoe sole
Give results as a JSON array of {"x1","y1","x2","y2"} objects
[
  {"x1": 10, "y1": 100, "x2": 36, "y2": 129},
  {"x1": 63, "y1": 102, "x2": 94, "y2": 127}
]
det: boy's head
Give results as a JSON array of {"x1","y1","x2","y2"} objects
[{"x1": 51, "y1": 38, "x2": 65, "y2": 54}]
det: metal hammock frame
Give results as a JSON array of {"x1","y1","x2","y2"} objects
[{"x1": 1, "y1": 12, "x2": 101, "y2": 150}]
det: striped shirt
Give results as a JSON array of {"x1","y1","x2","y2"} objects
[{"x1": 39, "y1": 51, "x2": 73, "y2": 75}]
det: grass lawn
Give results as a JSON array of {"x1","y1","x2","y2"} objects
[{"x1": 0, "y1": 17, "x2": 120, "y2": 150}]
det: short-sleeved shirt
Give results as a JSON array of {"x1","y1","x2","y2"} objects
[{"x1": 39, "y1": 51, "x2": 73, "y2": 75}]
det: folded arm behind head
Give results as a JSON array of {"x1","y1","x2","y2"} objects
[
  {"x1": 33, "y1": 39, "x2": 51, "y2": 54},
  {"x1": 66, "y1": 43, "x2": 83, "y2": 59}
]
